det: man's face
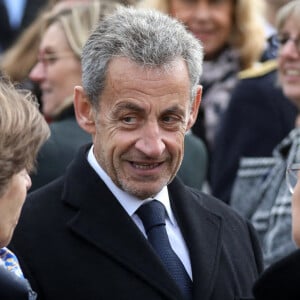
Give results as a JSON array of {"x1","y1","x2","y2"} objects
[{"x1": 91, "y1": 57, "x2": 201, "y2": 199}]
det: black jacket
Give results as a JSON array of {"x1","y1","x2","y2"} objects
[
  {"x1": 253, "y1": 249, "x2": 300, "y2": 300},
  {"x1": 0, "y1": 265, "x2": 36, "y2": 299},
  {"x1": 11, "y1": 144, "x2": 263, "y2": 300},
  {"x1": 29, "y1": 105, "x2": 91, "y2": 192}
]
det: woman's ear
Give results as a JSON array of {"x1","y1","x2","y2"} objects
[
  {"x1": 73, "y1": 86, "x2": 96, "y2": 134},
  {"x1": 187, "y1": 85, "x2": 202, "y2": 131}
]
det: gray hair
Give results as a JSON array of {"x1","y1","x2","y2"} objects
[{"x1": 81, "y1": 6, "x2": 203, "y2": 106}]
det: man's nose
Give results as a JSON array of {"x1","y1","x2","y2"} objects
[{"x1": 135, "y1": 122, "x2": 166, "y2": 157}]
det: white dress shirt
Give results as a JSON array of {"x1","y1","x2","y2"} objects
[{"x1": 87, "y1": 146, "x2": 192, "y2": 279}]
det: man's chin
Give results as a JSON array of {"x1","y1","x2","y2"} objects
[{"x1": 121, "y1": 181, "x2": 167, "y2": 200}]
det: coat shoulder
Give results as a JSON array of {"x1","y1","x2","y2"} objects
[
  {"x1": 184, "y1": 186, "x2": 264, "y2": 277},
  {"x1": 191, "y1": 189, "x2": 243, "y2": 219},
  {"x1": 238, "y1": 59, "x2": 277, "y2": 80},
  {"x1": 253, "y1": 249, "x2": 300, "y2": 299}
]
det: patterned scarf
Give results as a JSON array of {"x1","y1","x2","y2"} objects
[
  {"x1": 255, "y1": 127, "x2": 300, "y2": 266},
  {"x1": 198, "y1": 48, "x2": 240, "y2": 149},
  {"x1": 0, "y1": 247, "x2": 24, "y2": 278}
]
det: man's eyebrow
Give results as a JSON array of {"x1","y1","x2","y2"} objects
[
  {"x1": 162, "y1": 105, "x2": 186, "y2": 116},
  {"x1": 112, "y1": 102, "x2": 145, "y2": 115},
  {"x1": 111, "y1": 102, "x2": 186, "y2": 117}
]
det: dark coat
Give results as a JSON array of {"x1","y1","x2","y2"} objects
[
  {"x1": 210, "y1": 63, "x2": 297, "y2": 204},
  {"x1": 11, "y1": 145, "x2": 263, "y2": 300},
  {"x1": 253, "y1": 249, "x2": 300, "y2": 300},
  {"x1": 29, "y1": 106, "x2": 91, "y2": 192},
  {"x1": 0, "y1": 0, "x2": 45, "y2": 52},
  {"x1": 178, "y1": 132, "x2": 207, "y2": 190},
  {"x1": 0, "y1": 266, "x2": 36, "y2": 299}
]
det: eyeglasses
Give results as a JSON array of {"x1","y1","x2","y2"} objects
[
  {"x1": 286, "y1": 163, "x2": 300, "y2": 194},
  {"x1": 37, "y1": 52, "x2": 75, "y2": 67},
  {"x1": 275, "y1": 34, "x2": 300, "y2": 52}
]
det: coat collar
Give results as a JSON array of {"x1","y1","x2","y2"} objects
[
  {"x1": 168, "y1": 179, "x2": 223, "y2": 300},
  {"x1": 63, "y1": 145, "x2": 223, "y2": 300}
]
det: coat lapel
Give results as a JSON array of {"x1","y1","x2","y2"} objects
[
  {"x1": 62, "y1": 146, "x2": 183, "y2": 300},
  {"x1": 169, "y1": 178, "x2": 223, "y2": 300}
]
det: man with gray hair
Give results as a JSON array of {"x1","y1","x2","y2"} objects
[{"x1": 11, "y1": 7, "x2": 262, "y2": 300}]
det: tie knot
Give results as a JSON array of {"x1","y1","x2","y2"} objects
[{"x1": 136, "y1": 200, "x2": 166, "y2": 233}]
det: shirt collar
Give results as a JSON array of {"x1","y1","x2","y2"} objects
[{"x1": 87, "y1": 146, "x2": 176, "y2": 225}]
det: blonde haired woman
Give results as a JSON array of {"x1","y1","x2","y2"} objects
[{"x1": 0, "y1": 78, "x2": 49, "y2": 299}]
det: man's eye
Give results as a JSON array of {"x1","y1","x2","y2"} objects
[
  {"x1": 162, "y1": 116, "x2": 174, "y2": 123},
  {"x1": 162, "y1": 115, "x2": 180, "y2": 123},
  {"x1": 123, "y1": 116, "x2": 137, "y2": 124}
]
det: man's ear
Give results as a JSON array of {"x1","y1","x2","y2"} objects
[
  {"x1": 74, "y1": 86, "x2": 96, "y2": 134},
  {"x1": 187, "y1": 85, "x2": 202, "y2": 131}
]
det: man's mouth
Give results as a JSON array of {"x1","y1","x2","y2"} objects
[{"x1": 131, "y1": 162, "x2": 161, "y2": 169}]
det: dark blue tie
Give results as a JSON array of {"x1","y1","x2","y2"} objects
[{"x1": 137, "y1": 200, "x2": 192, "y2": 300}]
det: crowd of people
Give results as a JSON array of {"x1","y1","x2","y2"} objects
[{"x1": 1, "y1": 0, "x2": 300, "y2": 299}]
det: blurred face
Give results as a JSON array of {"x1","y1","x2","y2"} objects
[
  {"x1": 278, "y1": 16, "x2": 300, "y2": 108},
  {"x1": 169, "y1": 0, "x2": 234, "y2": 60},
  {"x1": 29, "y1": 22, "x2": 82, "y2": 118},
  {"x1": 75, "y1": 57, "x2": 201, "y2": 199},
  {"x1": 0, "y1": 170, "x2": 31, "y2": 247},
  {"x1": 265, "y1": 0, "x2": 290, "y2": 8}
]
